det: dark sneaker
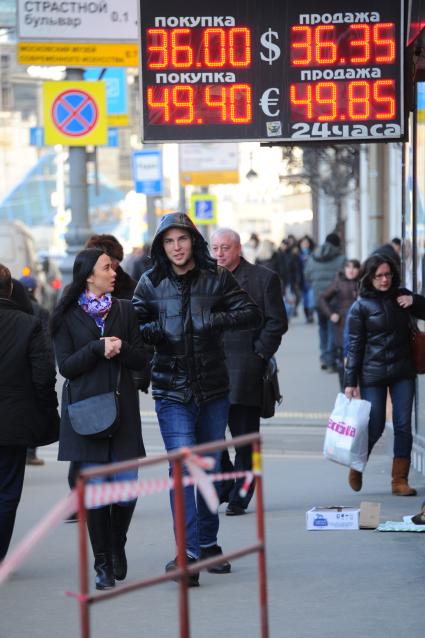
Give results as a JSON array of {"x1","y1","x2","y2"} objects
[
  {"x1": 225, "y1": 503, "x2": 246, "y2": 516},
  {"x1": 200, "y1": 545, "x2": 231, "y2": 574},
  {"x1": 165, "y1": 556, "x2": 199, "y2": 587},
  {"x1": 411, "y1": 501, "x2": 425, "y2": 525}
]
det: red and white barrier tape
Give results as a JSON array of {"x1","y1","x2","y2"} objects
[
  {"x1": 0, "y1": 491, "x2": 77, "y2": 586},
  {"x1": 0, "y1": 456, "x2": 256, "y2": 586}
]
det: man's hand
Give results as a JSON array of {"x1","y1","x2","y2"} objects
[{"x1": 330, "y1": 313, "x2": 340, "y2": 324}]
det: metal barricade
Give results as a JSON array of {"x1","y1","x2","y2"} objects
[{"x1": 67, "y1": 433, "x2": 269, "y2": 638}]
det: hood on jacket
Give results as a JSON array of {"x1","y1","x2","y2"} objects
[
  {"x1": 312, "y1": 241, "x2": 342, "y2": 263},
  {"x1": 148, "y1": 212, "x2": 217, "y2": 285}
]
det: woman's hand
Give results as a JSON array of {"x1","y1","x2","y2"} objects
[
  {"x1": 102, "y1": 336, "x2": 122, "y2": 359},
  {"x1": 397, "y1": 294, "x2": 413, "y2": 308},
  {"x1": 330, "y1": 313, "x2": 340, "y2": 324},
  {"x1": 344, "y1": 387, "x2": 358, "y2": 400}
]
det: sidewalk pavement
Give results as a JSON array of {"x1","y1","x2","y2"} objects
[{"x1": 1, "y1": 316, "x2": 425, "y2": 637}]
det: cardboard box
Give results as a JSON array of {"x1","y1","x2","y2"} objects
[
  {"x1": 359, "y1": 501, "x2": 381, "y2": 529},
  {"x1": 306, "y1": 506, "x2": 360, "y2": 530}
]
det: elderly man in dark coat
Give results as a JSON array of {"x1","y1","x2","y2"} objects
[
  {"x1": 211, "y1": 229, "x2": 288, "y2": 515},
  {"x1": 0, "y1": 264, "x2": 59, "y2": 561}
]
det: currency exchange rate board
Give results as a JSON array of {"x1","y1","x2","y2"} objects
[{"x1": 139, "y1": 0, "x2": 405, "y2": 143}]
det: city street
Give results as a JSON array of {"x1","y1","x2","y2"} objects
[{"x1": 1, "y1": 317, "x2": 424, "y2": 638}]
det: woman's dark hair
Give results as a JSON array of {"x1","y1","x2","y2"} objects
[
  {"x1": 298, "y1": 235, "x2": 315, "y2": 251},
  {"x1": 85, "y1": 234, "x2": 123, "y2": 262},
  {"x1": 344, "y1": 259, "x2": 361, "y2": 270},
  {"x1": 0, "y1": 264, "x2": 12, "y2": 297},
  {"x1": 50, "y1": 248, "x2": 105, "y2": 334},
  {"x1": 359, "y1": 254, "x2": 400, "y2": 294}
]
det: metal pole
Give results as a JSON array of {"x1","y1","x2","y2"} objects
[
  {"x1": 59, "y1": 67, "x2": 92, "y2": 287},
  {"x1": 173, "y1": 458, "x2": 190, "y2": 638},
  {"x1": 76, "y1": 477, "x2": 90, "y2": 638},
  {"x1": 146, "y1": 195, "x2": 157, "y2": 242},
  {"x1": 253, "y1": 439, "x2": 269, "y2": 638}
]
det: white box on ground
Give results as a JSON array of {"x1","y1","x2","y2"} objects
[{"x1": 306, "y1": 506, "x2": 360, "y2": 530}]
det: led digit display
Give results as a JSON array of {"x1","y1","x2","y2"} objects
[
  {"x1": 290, "y1": 80, "x2": 396, "y2": 122},
  {"x1": 146, "y1": 27, "x2": 252, "y2": 69},
  {"x1": 139, "y1": 0, "x2": 404, "y2": 143},
  {"x1": 147, "y1": 84, "x2": 253, "y2": 125},
  {"x1": 290, "y1": 22, "x2": 396, "y2": 67}
]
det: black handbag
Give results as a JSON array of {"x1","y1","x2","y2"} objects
[
  {"x1": 261, "y1": 356, "x2": 282, "y2": 419},
  {"x1": 66, "y1": 364, "x2": 121, "y2": 439}
]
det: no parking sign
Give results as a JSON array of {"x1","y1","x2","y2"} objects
[{"x1": 43, "y1": 81, "x2": 107, "y2": 146}]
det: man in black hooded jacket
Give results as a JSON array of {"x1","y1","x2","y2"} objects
[{"x1": 132, "y1": 213, "x2": 261, "y2": 586}]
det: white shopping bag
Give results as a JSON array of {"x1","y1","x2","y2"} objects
[{"x1": 323, "y1": 393, "x2": 371, "y2": 472}]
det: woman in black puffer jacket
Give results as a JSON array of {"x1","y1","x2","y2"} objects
[{"x1": 344, "y1": 254, "x2": 425, "y2": 495}]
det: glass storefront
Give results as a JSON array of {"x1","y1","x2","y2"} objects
[{"x1": 407, "y1": 82, "x2": 425, "y2": 472}]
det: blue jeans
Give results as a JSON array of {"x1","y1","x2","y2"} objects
[
  {"x1": 80, "y1": 452, "x2": 138, "y2": 507},
  {"x1": 317, "y1": 311, "x2": 336, "y2": 366},
  {"x1": 155, "y1": 396, "x2": 229, "y2": 559},
  {"x1": 360, "y1": 379, "x2": 415, "y2": 458}
]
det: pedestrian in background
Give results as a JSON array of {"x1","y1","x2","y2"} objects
[
  {"x1": 298, "y1": 235, "x2": 315, "y2": 323},
  {"x1": 0, "y1": 265, "x2": 58, "y2": 562},
  {"x1": 242, "y1": 232, "x2": 260, "y2": 264},
  {"x1": 344, "y1": 254, "x2": 425, "y2": 495},
  {"x1": 51, "y1": 248, "x2": 148, "y2": 590},
  {"x1": 85, "y1": 234, "x2": 137, "y2": 300},
  {"x1": 305, "y1": 233, "x2": 345, "y2": 370},
  {"x1": 133, "y1": 213, "x2": 261, "y2": 586},
  {"x1": 211, "y1": 228, "x2": 287, "y2": 515},
  {"x1": 20, "y1": 274, "x2": 53, "y2": 466},
  {"x1": 130, "y1": 243, "x2": 152, "y2": 281},
  {"x1": 319, "y1": 259, "x2": 361, "y2": 389}
]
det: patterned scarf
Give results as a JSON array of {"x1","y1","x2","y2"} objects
[{"x1": 78, "y1": 290, "x2": 112, "y2": 335}]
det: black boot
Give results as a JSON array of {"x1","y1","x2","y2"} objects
[
  {"x1": 111, "y1": 501, "x2": 136, "y2": 581},
  {"x1": 86, "y1": 506, "x2": 115, "y2": 590}
]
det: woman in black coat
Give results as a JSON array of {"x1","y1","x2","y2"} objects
[
  {"x1": 344, "y1": 254, "x2": 425, "y2": 495},
  {"x1": 51, "y1": 248, "x2": 148, "y2": 590}
]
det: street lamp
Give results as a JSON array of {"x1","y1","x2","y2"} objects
[{"x1": 245, "y1": 152, "x2": 258, "y2": 181}]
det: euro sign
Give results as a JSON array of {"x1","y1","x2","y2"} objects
[
  {"x1": 259, "y1": 88, "x2": 280, "y2": 117},
  {"x1": 260, "y1": 29, "x2": 281, "y2": 65}
]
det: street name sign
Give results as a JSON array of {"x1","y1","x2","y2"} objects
[
  {"x1": 179, "y1": 143, "x2": 239, "y2": 185},
  {"x1": 132, "y1": 149, "x2": 163, "y2": 195},
  {"x1": 17, "y1": 0, "x2": 138, "y2": 66}
]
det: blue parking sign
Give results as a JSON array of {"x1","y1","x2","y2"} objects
[{"x1": 190, "y1": 194, "x2": 217, "y2": 225}]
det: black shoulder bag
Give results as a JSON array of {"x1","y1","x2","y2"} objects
[
  {"x1": 261, "y1": 356, "x2": 283, "y2": 419},
  {"x1": 66, "y1": 301, "x2": 122, "y2": 439}
]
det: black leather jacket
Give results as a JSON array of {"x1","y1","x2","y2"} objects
[
  {"x1": 132, "y1": 213, "x2": 262, "y2": 404},
  {"x1": 344, "y1": 288, "x2": 425, "y2": 387},
  {"x1": 133, "y1": 266, "x2": 261, "y2": 404}
]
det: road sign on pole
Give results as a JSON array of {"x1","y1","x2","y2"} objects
[
  {"x1": 43, "y1": 81, "x2": 107, "y2": 146},
  {"x1": 85, "y1": 68, "x2": 129, "y2": 127},
  {"x1": 190, "y1": 194, "x2": 218, "y2": 226},
  {"x1": 132, "y1": 149, "x2": 163, "y2": 196}
]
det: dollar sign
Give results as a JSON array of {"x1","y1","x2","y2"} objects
[{"x1": 260, "y1": 28, "x2": 281, "y2": 65}]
